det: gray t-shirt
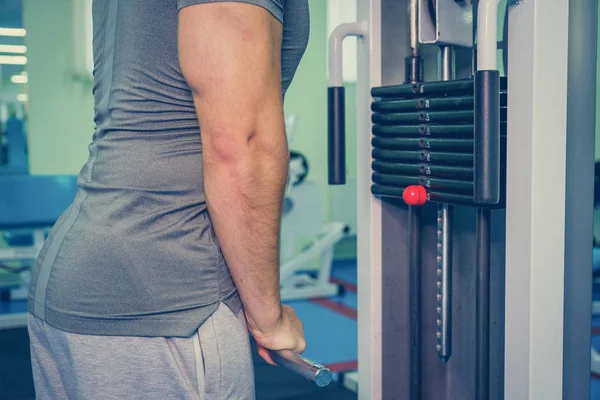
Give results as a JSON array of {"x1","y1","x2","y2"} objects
[{"x1": 27, "y1": 0, "x2": 309, "y2": 338}]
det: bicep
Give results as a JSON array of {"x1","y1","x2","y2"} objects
[{"x1": 178, "y1": 2, "x2": 283, "y2": 145}]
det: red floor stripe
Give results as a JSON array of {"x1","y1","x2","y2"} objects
[
  {"x1": 330, "y1": 277, "x2": 357, "y2": 294},
  {"x1": 325, "y1": 360, "x2": 358, "y2": 373},
  {"x1": 310, "y1": 298, "x2": 357, "y2": 320}
]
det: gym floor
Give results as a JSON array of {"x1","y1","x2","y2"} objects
[{"x1": 3, "y1": 260, "x2": 600, "y2": 399}]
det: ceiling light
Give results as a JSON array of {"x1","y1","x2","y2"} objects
[
  {"x1": 16, "y1": 94, "x2": 28, "y2": 102},
  {"x1": 0, "y1": 55, "x2": 27, "y2": 65},
  {"x1": 0, "y1": 44, "x2": 26, "y2": 54},
  {"x1": 11, "y1": 75, "x2": 28, "y2": 83},
  {"x1": 0, "y1": 28, "x2": 26, "y2": 37}
]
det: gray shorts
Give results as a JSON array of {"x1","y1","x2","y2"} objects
[{"x1": 27, "y1": 302, "x2": 255, "y2": 400}]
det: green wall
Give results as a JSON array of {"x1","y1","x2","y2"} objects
[
  {"x1": 283, "y1": 0, "x2": 357, "y2": 222},
  {"x1": 23, "y1": 0, "x2": 95, "y2": 176}
]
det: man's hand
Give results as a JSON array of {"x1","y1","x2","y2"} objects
[
  {"x1": 248, "y1": 305, "x2": 306, "y2": 365},
  {"x1": 178, "y1": 2, "x2": 305, "y2": 362}
]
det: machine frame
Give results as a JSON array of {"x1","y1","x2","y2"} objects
[{"x1": 347, "y1": 0, "x2": 597, "y2": 399}]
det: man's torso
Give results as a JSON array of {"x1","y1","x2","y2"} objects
[{"x1": 27, "y1": 0, "x2": 309, "y2": 338}]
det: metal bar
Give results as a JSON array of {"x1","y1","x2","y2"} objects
[
  {"x1": 476, "y1": 208, "x2": 491, "y2": 400},
  {"x1": 437, "y1": 45, "x2": 455, "y2": 363},
  {"x1": 436, "y1": 203, "x2": 453, "y2": 362},
  {"x1": 372, "y1": 94, "x2": 507, "y2": 113},
  {"x1": 409, "y1": 0, "x2": 419, "y2": 57},
  {"x1": 421, "y1": 76, "x2": 508, "y2": 94},
  {"x1": 372, "y1": 173, "x2": 472, "y2": 193},
  {"x1": 371, "y1": 78, "x2": 473, "y2": 97},
  {"x1": 371, "y1": 96, "x2": 474, "y2": 112},
  {"x1": 562, "y1": 0, "x2": 598, "y2": 397},
  {"x1": 405, "y1": 0, "x2": 424, "y2": 84},
  {"x1": 408, "y1": 203, "x2": 422, "y2": 400},
  {"x1": 370, "y1": 83, "x2": 421, "y2": 98},
  {"x1": 371, "y1": 184, "x2": 476, "y2": 206},
  {"x1": 407, "y1": 2, "x2": 422, "y2": 398},
  {"x1": 328, "y1": 86, "x2": 346, "y2": 184},
  {"x1": 372, "y1": 109, "x2": 507, "y2": 126},
  {"x1": 326, "y1": 21, "x2": 369, "y2": 185},
  {"x1": 441, "y1": 46, "x2": 455, "y2": 81},
  {"x1": 269, "y1": 350, "x2": 332, "y2": 388},
  {"x1": 372, "y1": 110, "x2": 473, "y2": 125},
  {"x1": 473, "y1": 70, "x2": 501, "y2": 204},
  {"x1": 371, "y1": 77, "x2": 508, "y2": 98},
  {"x1": 372, "y1": 149, "x2": 473, "y2": 165},
  {"x1": 504, "y1": 1, "x2": 570, "y2": 397},
  {"x1": 372, "y1": 137, "x2": 473, "y2": 151},
  {"x1": 373, "y1": 123, "x2": 507, "y2": 138},
  {"x1": 373, "y1": 124, "x2": 474, "y2": 137},
  {"x1": 476, "y1": 0, "x2": 503, "y2": 71},
  {"x1": 371, "y1": 161, "x2": 474, "y2": 180}
]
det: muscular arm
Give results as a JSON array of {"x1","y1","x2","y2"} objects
[{"x1": 178, "y1": 3, "x2": 288, "y2": 336}]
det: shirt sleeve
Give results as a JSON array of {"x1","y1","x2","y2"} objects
[{"x1": 177, "y1": 0, "x2": 284, "y2": 24}]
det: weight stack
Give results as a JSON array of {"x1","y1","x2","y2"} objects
[{"x1": 370, "y1": 77, "x2": 507, "y2": 208}]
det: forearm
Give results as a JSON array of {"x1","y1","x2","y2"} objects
[{"x1": 203, "y1": 127, "x2": 289, "y2": 334}]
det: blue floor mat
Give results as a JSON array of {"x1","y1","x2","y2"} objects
[
  {"x1": 283, "y1": 300, "x2": 357, "y2": 366},
  {"x1": 0, "y1": 299, "x2": 27, "y2": 314},
  {"x1": 331, "y1": 259, "x2": 357, "y2": 285},
  {"x1": 593, "y1": 284, "x2": 600, "y2": 301},
  {"x1": 330, "y1": 291, "x2": 357, "y2": 309},
  {"x1": 592, "y1": 381, "x2": 600, "y2": 400}
]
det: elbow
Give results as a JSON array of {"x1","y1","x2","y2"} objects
[
  {"x1": 205, "y1": 132, "x2": 251, "y2": 165},
  {"x1": 204, "y1": 128, "x2": 289, "y2": 169}
]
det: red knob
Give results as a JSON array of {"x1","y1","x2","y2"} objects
[{"x1": 403, "y1": 185, "x2": 427, "y2": 206}]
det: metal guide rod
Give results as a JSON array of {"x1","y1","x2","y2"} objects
[
  {"x1": 373, "y1": 185, "x2": 477, "y2": 206},
  {"x1": 436, "y1": 45, "x2": 455, "y2": 363},
  {"x1": 408, "y1": 202, "x2": 422, "y2": 400},
  {"x1": 475, "y1": 208, "x2": 491, "y2": 400},
  {"x1": 441, "y1": 46, "x2": 455, "y2": 81},
  {"x1": 436, "y1": 204, "x2": 452, "y2": 363},
  {"x1": 407, "y1": 1, "x2": 423, "y2": 399},
  {"x1": 269, "y1": 350, "x2": 332, "y2": 388},
  {"x1": 409, "y1": 0, "x2": 419, "y2": 57}
]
